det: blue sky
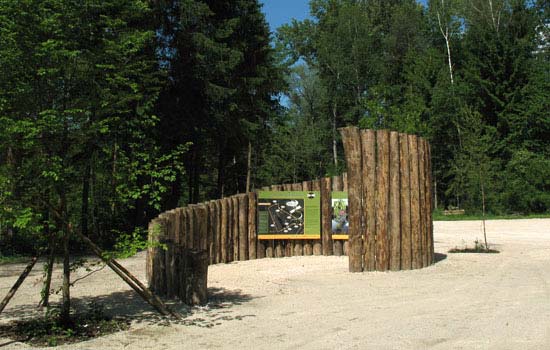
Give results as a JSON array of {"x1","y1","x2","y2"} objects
[
  {"x1": 261, "y1": 0, "x2": 428, "y2": 32},
  {"x1": 261, "y1": 0, "x2": 311, "y2": 32}
]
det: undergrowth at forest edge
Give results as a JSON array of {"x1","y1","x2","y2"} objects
[{"x1": 0, "y1": 301, "x2": 129, "y2": 347}]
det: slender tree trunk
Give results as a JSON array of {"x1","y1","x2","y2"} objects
[
  {"x1": 111, "y1": 140, "x2": 117, "y2": 216},
  {"x1": 39, "y1": 211, "x2": 55, "y2": 308},
  {"x1": 436, "y1": 6, "x2": 454, "y2": 85},
  {"x1": 245, "y1": 140, "x2": 252, "y2": 193},
  {"x1": 434, "y1": 176, "x2": 438, "y2": 210},
  {"x1": 59, "y1": 193, "x2": 71, "y2": 325},
  {"x1": 480, "y1": 169, "x2": 488, "y2": 250},
  {"x1": 81, "y1": 162, "x2": 90, "y2": 237},
  {"x1": 332, "y1": 101, "x2": 338, "y2": 167},
  {"x1": 217, "y1": 146, "x2": 226, "y2": 199}
]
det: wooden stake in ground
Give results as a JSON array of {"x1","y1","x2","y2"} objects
[
  {"x1": 340, "y1": 126, "x2": 364, "y2": 272},
  {"x1": 361, "y1": 129, "x2": 377, "y2": 271},
  {"x1": 375, "y1": 130, "x2": 390, "y2": 271},
  {"x1": 0, "y1": 257, "x2": 38, "y2": 315}
]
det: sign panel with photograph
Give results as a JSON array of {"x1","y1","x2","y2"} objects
[{"x1": 257, "y1": 191, "x2": 320, "y2": 239}]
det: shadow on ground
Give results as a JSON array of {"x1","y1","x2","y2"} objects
[
  {"x1": 0, "y1": 286, "x2": 256, "y2": 330},
  {"x1": 434, "y1": 253, "x2": 447, "y2": 263}
]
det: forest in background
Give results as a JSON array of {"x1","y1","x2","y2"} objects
[{"x1": 0, "y1": 0, "x2": 549, "y2": 257}]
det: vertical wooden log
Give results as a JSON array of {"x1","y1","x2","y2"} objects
[
  {"x1": 186, "y1": 207, "x2": 194, "y2": 250},
  {"x1": 426, "y1": 141, "x2": 434, "y2": 264},
  {"x1": 238, "y1": 194, "x2": 249, "y2": 261},
  {"x1": 321, "y1": 177, "x2": 333, "y2": 256},
  {"x1": 283, "y1": 183, "x2": 292, "y2": 191},
  {"x1": 266, "y1": 241, "x2": 274, "y2": 258},
  {"x1": 418, "y1": 138, "x2": 427, "y2": 268},
  {"x1": 216, "y1": 200, "x2": 222, "y2": 264},
  {"x1": 399, "y1": 133, "x2": 412, "y2": 270},
  {"x1": 196, "y1": 205, "x2": 208, "y2": 252},
  {"x1": 331, "y1": 175, "x2": 343, "y2": 256},
  {"x1": 231, "y1": 196, "x2": 239, "y2": 261},
  {"x1": 340, "y1": 126, "x2": 364, "y2": 272},
  {"x1": 220, "y1": 198, "x2": 229, "y2": 263},
  {"x1": 361, "y1": 129, "x2": 377, "y2": 271},
  {"x1": 248, "y1": 192, "x2": 257, "y2": 260},
  {"x1": 304, "y1": 242, "x2": 313, "y2": 255},
  {"x1": 183, "y1": 249, "x2": 208, "y2": 305},
  {"x1": 375, "y1": 130, "x2": 390, "y2": 271},
  {"x1": 257, "y1": 241, "x2": 266, "y2": 259},
  {"x1": 155, "y1": 216, "x2": 167, "y2": 295},
  {"x1": 389, "y1": 131, "x2": 401, "y2": 271},
  {"x1": 270, "y1": 185, "x2": 278, "y2": 191},
  {"x1": 173, "y1": 209, "x2": 181, "y2": 246},
  {"x1": 208, "y1": 202, "x2": 216, "y2": 265},
  {"x1": 147, "y1": 219, "x2": 160, "y2": 288},
  {"x1": 293, "y1": 240, "x2": 303, "y2": 256},
  {"x1": 164, "y1": 212, "x2": 175, "y2": 296},
  {"x1": 342, "y1": 173, "x2": 348, "y2": 192},
  {"x1": 275, "y1": 243, "x2": 284, "y2": 257},
  {"x1": 409, "y1": 135, "x2": 422, "y2": 269},
  {"x1": 285, "y1": 241, "x2": 293, "y2": 257}
]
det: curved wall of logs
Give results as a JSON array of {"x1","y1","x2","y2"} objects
[
  {"x1": 147, "y1": 128, "x2": 434, "y2": 302},
  {"x1": 340, "y1": 127, "x2": 434, "y2": 272}
]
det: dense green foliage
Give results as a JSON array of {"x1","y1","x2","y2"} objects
[
  {"x1": 276, "y1": 0, "x2": 549, "y2": 215},
  {"x1": 0, "y1": 0, "x2": 548, "y2": 260}
]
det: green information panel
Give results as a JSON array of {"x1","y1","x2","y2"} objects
[{"x1": 257, "y1": 191, "x2": 320, "y2": 239}]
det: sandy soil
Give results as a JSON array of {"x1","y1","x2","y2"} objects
[{"x1": 1, "y1": 219, "x2": 550, "y2": 350}]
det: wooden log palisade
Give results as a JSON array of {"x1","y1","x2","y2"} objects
[
  {"x1": 147, "y1": 127, "x2": 434, "y2": 302},
  {"x1": 340, "y1": 127, "x2": 434, "y2": 272}
]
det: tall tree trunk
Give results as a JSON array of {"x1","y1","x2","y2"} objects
[
  {"x1": 245, "y1": 140, "x2": 252, "y2": 193},
  {"x1": 59, "y1": 193, "x2": 71, "y2": 325},
  {"x1": 434, "y1": 176, "x2": 438, "y2": 210},
  {"x1": 332, "y1": 101, "x2": 338, "y2": 167},
  {"x1": 111, "y1": 140, "x2": 117, "y2": 216},
  {"x1": 39, "y1": 209, "x2": 55, "y2": 308},
  {"x1": 217, "y1": 146, "x2": 226, "y2": 199},
  {"x1": 81, "y1": 162, "x2": 90, "y2": 237}
]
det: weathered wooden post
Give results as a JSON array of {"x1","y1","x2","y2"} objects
[{"x1": 340, "y1": 127, "x2": 364, "y2": 272}]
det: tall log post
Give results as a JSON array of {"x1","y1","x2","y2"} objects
[
  {"x1": 340, "y1": 127, "x2": 364, "y2": 272},
  {"x1": 399, "y1": 133, "x2": 412, "y2": 270},
  {"x1": 389, "y1": 131, "x2": 402, "y2": 271},
  {"x1": 426, "y1": 141, "x2": 434, "y2": 264},
  {"x1": 375, "y1": 130, "x2": 390, "y2": 271},
  {"x1": 361, "y1": 129, "x2": 377, "y2": 271},
  {"x1": 220, "y1": 198, "x2": 229, "y2": 263},
  {"x1": 231, "y1": 196, "x2": 239, "y2": 261},
  {"x1": 321, "y1": 177, "x2": 333, "y2": 256},
  {"x1": 418, "y1": 138, "x2": 427, "y2": 267},
  {"x1": 248, "y1": 192, "x2": 257, "y2": 260},
  {"x1": 238, "y1": 194, "x2": 249, "y2": 261},
  {"x1": 408, "y1": 135, "x2": 422, "y2": 269}
]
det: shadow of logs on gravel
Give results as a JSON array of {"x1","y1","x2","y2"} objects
[
  {"x1": 434, "y1": 253, "x2": 447, "y2": 263},
  {"x1": 0, "y1": 287, "x2": 256, "y2": 330}
]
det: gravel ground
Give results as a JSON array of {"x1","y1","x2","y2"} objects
[{"x1": 1, "y1": 219, "x2": 549, "y2": 349}]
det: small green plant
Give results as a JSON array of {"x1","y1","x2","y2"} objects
[{"x1": 448, "y1": 238, "x2": 499, "y2": 254}]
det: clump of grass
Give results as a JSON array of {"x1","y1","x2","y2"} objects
[
  {"x1": 0, "y1": 301, "x2": 129, "y2": 347},
  {"x1": 0, "y1": 254, "x2": 29, "y2": 265},
  {"x1": 448, "y1": 239, "x2": 499, "y2": 254}
]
